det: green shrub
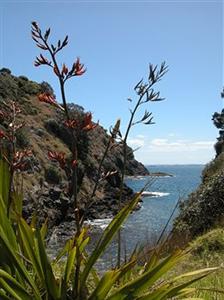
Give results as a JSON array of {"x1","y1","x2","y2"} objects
[
  {"x1": 84, "y1": 156, "x2": 97, "y2": 174},
  {"x1": 174, "y1": 169, "x2": 224, "y2": 238},
  {"x1": 0, "y1": 67, "x2": 11, "y2": 74},
  {"x1": 0, "y1": 70, "x2": 41, "y2": 103},
  {"x1": 17, "y1": 78, "x2": 41, "y2": 96},
  {"x1": 18, "y1": 75, "x2": 29, "y2": 81},
  {"x1": 23, "y1": 103, "x2": 38, "y2": 115},
  {"x1": 44, "y1": 118, "x2": 89, "y2": 160},
  {"x1": 191, "y1": 228, "x2": 224, "y2": 258},
  {"x1": 202, "y1": 152, "x2": 224, "y2": 183},
  {"x1": 40, "y1": 81, "x2": 55, "y2": 95},
  {"x1": 0, "y1": 72, "x2": 18, "y2": 101},
  {"x1": 44, "y1": 118, "x2": 61, "y2": 136},
  {"x1": 15, "y1": 129, "x2": 30, "y2": 148},
  {"x1": 35, "y1": 128, "x2": 45, "y2": 137},
  {"x1": 45, "y1": 165, "x2": 62, "y2": 184}
]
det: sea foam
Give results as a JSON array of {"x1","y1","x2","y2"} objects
[{"x1": 141, "y1": 191, "x2": 170, "y2": 197}]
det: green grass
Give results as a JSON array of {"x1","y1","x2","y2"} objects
[
  {"x1": 193, "y1": 272, "x2": 224, "y2": 300},
  {"x1": 178, "y1": 228, "x2": 224, "y2": 299}
]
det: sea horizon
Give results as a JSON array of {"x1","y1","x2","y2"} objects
[{"x1": 146, "y1": 163, "x2": 205, "y2": 166}]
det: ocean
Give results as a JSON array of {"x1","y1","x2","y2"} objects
[
  {"x1": 90, "y1": 164, "x2": 204, "y2": 269},
  {"x1": 123, "y1": 165, "x2": 204, "y2": 246},
  {"x1": 48, "y1": 165, "x2": 204, "y2": 269}
]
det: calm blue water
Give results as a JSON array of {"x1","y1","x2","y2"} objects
[
  {"x1": 94, "y1": 165, "x2": 204, "y2": 269},
  {"x1": 124, "y1": 165, "x2": 204, "y2": 246}
]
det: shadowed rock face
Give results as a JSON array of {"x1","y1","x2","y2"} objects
[{"x1": 0, "y1": 70, "x2": 149, "y2": 234}]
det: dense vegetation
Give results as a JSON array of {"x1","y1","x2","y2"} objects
[{"x1": 167, "y1": 92, "x2": 224, "y2": 298}]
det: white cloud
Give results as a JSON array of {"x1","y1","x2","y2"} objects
[
  {"x1": 128, "y1": 135, "x2": 215, "y2": 164},
  {"x1": 151, "y1": 139, "x2": 168, "y2": 146},
  {"x1": 128, "y1": 137, "x2": 145, "y2": 148},
  {"x1": 149, "y1": 139, "x2": 214, "y2": 152},
  {"x1": 194, "y1": 141, "x2": 214, "y2": 147},
  {"x1": 136, "y1": 134, "x2": 145, "y2": 139},
  {"x1": 168, "y1": 132, "x2": 176, "y2": 137}
]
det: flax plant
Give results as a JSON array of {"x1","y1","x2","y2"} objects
[
  {"x1": 116, "y1": 62, "x2": 168, "y2": 267},
  {"x1": 31, "y1": 21, "x2": 85, "y2": 237},
  {"x1": 0, "y1": 21, "x2": 219, "y2": 300},
  {"x1": 31, "y1": 21, "x2": 124, "y2": 298},
  {"x1": 0, "y1": 100, "x2": 32, "y2": 217}
]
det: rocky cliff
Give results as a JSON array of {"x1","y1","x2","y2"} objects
[{"x1": 0, "y1": 68, "x2": 149, "y2": 232}]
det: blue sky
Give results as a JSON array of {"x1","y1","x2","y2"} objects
[{"x1": 0, "y1": 0, "x2": 223, "y2": 164}]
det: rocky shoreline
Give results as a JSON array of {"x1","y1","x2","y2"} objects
[
  {"x1": 22, "y1": 169, "x2": 172, "y2": 240},
  {"x1": 149, "y1": 172, "x2": 173, "y2": 177},
  {"x1": 125, "y1": 172, "x2": 173, "y2": 180}
]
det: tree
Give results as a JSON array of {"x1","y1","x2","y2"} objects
[
  {"x1": 40, "y1": 81, "x2": 55, "y2": 96},
  {"x1": 212, "y1": 89, "x2": 224, "y2": 156}
]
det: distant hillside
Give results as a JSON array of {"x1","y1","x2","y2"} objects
[{"x1": 0, "y1": 68, "x2": 149, "y2": 233}]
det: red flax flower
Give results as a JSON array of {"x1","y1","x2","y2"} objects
[
  {"x1": 34, "y1": 54, "x2": 51, "y2": 67},
  {"x1": 53, "y1": 65, "x2": 60, "y2": 76},
  {"x1": 38, "y1": 93, "x2": 64, "y2": 111},
  {"x1": 71, "y1": 159, "x2": 78, "y2": 169},
  {"x1": 64, "y1": 119, "x2": 79, "y2": 129},
  {"x1": 13, "y1": 150, "x2": 32, "y2": 171},
  {"x1": 64, "y1": 114, "x2": 97, "y2": 131},
  {"x1": 48, "y1": 151, "x2": 66, "y2": 169},
  {"x1": 73, "y1": 58, "x2": 86, "y2": 76},
  {"x1": 62, "y1": 63, "x2": 68, "y2": 76},
  {"x1": 53, "y1": 64, "x2": 68, "y2": 78},
  {"x1": 0, "y1": 129, "x2": 7, "y2": 139},
  {"x1": 82, "y1": 113, "x2": 97, "y2": 131}
]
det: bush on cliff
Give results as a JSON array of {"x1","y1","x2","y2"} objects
[{"x1": 174, "y1": 91, "x2": 224, "y2": 239}]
